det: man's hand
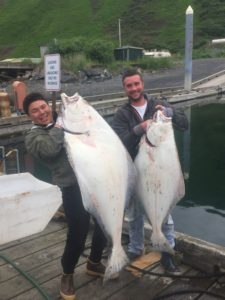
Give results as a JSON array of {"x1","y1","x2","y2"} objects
[
  {"x1": 140, "y1": 119, "x2": 151, "y2": 132},
  {"x1": 155, "y1": 105, "x2": 173, "y2": 117},
  {"x1": 133, "y1": 119, "x2": 152, "y2": 136},
  {"x1": 55, "y1": 116, "x2": 63, "y2": 128}
]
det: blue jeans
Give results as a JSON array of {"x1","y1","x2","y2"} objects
[{"x1": 126, "y1": 198, "x2": 175, "y2": 255}]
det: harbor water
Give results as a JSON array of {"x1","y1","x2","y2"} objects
[{"x1": 173, "y1": 102, "x2": 225, "y2": 247}]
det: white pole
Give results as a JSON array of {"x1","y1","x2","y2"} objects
[
  {"x1": 118, "y1": 19, "x2": 122, "y2": 47},
  {"x1": 184, "y1": 6, "x2": 193, "y2": 91}
]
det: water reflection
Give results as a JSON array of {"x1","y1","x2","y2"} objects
[
  {"x1": 172, "y1": 205, "x2": 225, "y2": 246},
  {"x1": 173, "y1": 102, "x2": 225, "y2": 246}
]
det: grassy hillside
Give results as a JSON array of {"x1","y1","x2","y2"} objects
[
  {"x1": 0, "y1": 0, "x2": 224, "y2": 58},
  {"x1": 0, "y1": 0, "x2": 131, "y2": 57}
]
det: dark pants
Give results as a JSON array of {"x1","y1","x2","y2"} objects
[{"x1": 61, "y1": 182, "x2": 107, "y2": 274}]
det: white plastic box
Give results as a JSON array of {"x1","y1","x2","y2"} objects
[{"x1": 0, "y1": 172, "x2": 62, "y2": 245}]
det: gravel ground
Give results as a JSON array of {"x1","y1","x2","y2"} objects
[{"x1": 5, "y1": 58, "x2": 225, "y2": 101}]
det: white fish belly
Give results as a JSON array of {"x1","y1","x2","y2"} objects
[
  {"x1": 135, "y1": 124, "x2": 185, "y2": 253},
  {"x1": 65, "y1": 132, "x2": 128, "y2": 239}
]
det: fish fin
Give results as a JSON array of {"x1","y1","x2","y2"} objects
[
  {"x1": 151, "y1": 230, "x2": 175, "y2": 255},
  {"x1": 104, "y1": 245, "x2": 128, "y2": 282},
  {"x1": 61, "y1": 92, "x2": 79, "y2": 98}
]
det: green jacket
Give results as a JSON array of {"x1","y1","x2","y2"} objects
[{"x1": 24, "y1": 124, "x2": 76, "y2": 188}]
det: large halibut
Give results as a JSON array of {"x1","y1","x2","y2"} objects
[
  {"x1": 59, "y1": 93, "x2": 135, "y2": 280},
  {"x1": 134, "y1": 110, "x2": 185, "y2": 254}
]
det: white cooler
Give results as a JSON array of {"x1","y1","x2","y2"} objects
[{"x1": 0, "y1": 172, "x2": 62, "y2": 245}]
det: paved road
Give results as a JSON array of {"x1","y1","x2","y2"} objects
[
  {"x1": 143, "y1": 57, "x2": 225, "y2": 89},
  {"x1": 8, "y1": 58, "x2": 225, "y2": 98},
  {"x1": 75, "y1": 58, "x2": 225, "y2": 95}
]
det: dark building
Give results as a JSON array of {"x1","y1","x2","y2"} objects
[{"x1": 114, "y1": 46, "x2": 143, "y2": 61}]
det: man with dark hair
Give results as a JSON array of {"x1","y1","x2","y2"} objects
[
  {"x1": 23, "y1": 92, "x2": 48, "y2": 115},
  {"x1": 23, "y1": 92, "x2": 106, "y2": 300},
  {"x1": 112, "y1": 69, "x2": 188, "y2": 274}
]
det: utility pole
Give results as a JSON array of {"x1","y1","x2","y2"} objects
[
  {"x1": 184, "y1": 5, "x2": 193, "y2": 91},
  {"x1": 118, "y1": 19, "x2": 122, "y2": 47}
]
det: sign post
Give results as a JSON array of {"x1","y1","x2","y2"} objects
[{"x1": 44, "y1": 54, "x2": 61, "y2": 113}]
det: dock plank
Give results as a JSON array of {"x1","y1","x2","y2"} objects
[
  {"x1": 0, "y1": 246, "x2": 92, "y2": 299},
  {"x1": 0, "y1": 221, "x2": 66, "y2": 251},
  {"x1": 11, "y1": 263, "x2": 99, "y2": 300},
  {"x1": 0, "y1": 227, "x2": 67, "y2": 266},
  {"x1": 155, "y1": 269, "x2": 219, "y2": 300},
  {"x1": 176, "y1": 232, "x2": 225, "y2": 272},
  {"x1": 0, "y1": 242, "x2": 65, "y2": 282},
  {"x1": 0, "y1": 220, "x2": 98, "y2": 300},
  {"x1": 107, "y1": 264, "x2": 190, "y2": 300},
  {"x1": 1, "y1": 219, "x2": 224, "y2": 300},
  {"x1": 75, "y1": 265, "x2": 140, "y2": 300},
  {"x1": 198, "y1": 278, "x2": 225, "y2": 300}
]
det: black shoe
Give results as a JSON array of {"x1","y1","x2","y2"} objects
[
  {"x1": 60, "y1": 273, "x2": 76, "y2": 300},
  {"x1": 160, "y1": 252, "x2": 182, "y2": 275},
  {"x1": 127, "y1": 252, "x2": 141, "y2": 261},
  {"x1": 86, "y1": 258, "x2": 106, "y2": 277}
]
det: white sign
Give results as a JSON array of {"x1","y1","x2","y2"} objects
[{"x1": 44, "y1": 54, "x2": 61, "y2": 91}]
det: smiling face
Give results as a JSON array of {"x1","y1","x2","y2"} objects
[
  {"x1": 28, "y1": 99, "x2": 53, "y2": 125},
  {"x1": 123, "y1": 74, "x2": 145, "y2": 105}
]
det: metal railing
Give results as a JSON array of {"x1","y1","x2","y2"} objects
[
  {"x1": 0, "y1": 146, "x2": 20, "y2": 174},
  {"x1": 0, "y1": 146, "x2": 6, "y2": 174}
]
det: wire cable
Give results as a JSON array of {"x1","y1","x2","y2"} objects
[
  {"x1": 0, "y1": 252, "x2": 51, "y2": 300},
  {"x1": 152, "y1": 289, "x2": 225, "y2": 300},
  {"x1": 129, "y1": 264, "x2": 225, "y2": 279}
]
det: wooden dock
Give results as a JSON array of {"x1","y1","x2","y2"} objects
[{"x1": 0, "y1": 219, "x2": 225, "y2": 300}]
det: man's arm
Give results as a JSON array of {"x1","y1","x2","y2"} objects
[
  {"x1": 172, "y1": 107, "x2": 189, "y2": 131},
  {"x1": 25, "y1": 127, "x2": 65, "y2": 160},
  {"x1": 112, "y1": 109, "x2": 141, "y2": 151}
]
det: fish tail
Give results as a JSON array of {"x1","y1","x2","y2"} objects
[
  {"x1": 151, "y1": 230, "x2": 175, "y2": 255},
  {"x1": 104, "y1": 245, "x2": 129, "y2": 282}
]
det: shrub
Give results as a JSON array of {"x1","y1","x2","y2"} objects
[
  {"x1": 47, "y1": 37, "x2": 88, "y2": 56},
  {"x1": 85, "y1": 39, "x2": 115, "y2": 64},
  {"x1": 135, "y1": 56, "x2": 172, "y2": 70},
  {"x1": 61, "y1": 53, "x2": 92, "y2": 73},
  {"x1": 47, "y1": 37, "x2": 115, "y2": 64}
]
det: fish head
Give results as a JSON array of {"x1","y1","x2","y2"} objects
[
  {"x1": 59, "y1": 92, "x2": 90, "y2": 131},
  {"x1": 146, "y1": 110, "x2": 172, "y2": 146},
  {"x1": 153, "y1": 109, "x2": 171, "y2": 123}
]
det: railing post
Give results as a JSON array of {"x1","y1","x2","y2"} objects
[
  {"x1": 184, "y1": 6, "x2": 193, "y2": 91},
  {"x1": 183, "y1": 107, "x2": 191, "y2": 180},
  {"x1": 0, "y1": 146, "x2": 6, "y2": 175}
]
